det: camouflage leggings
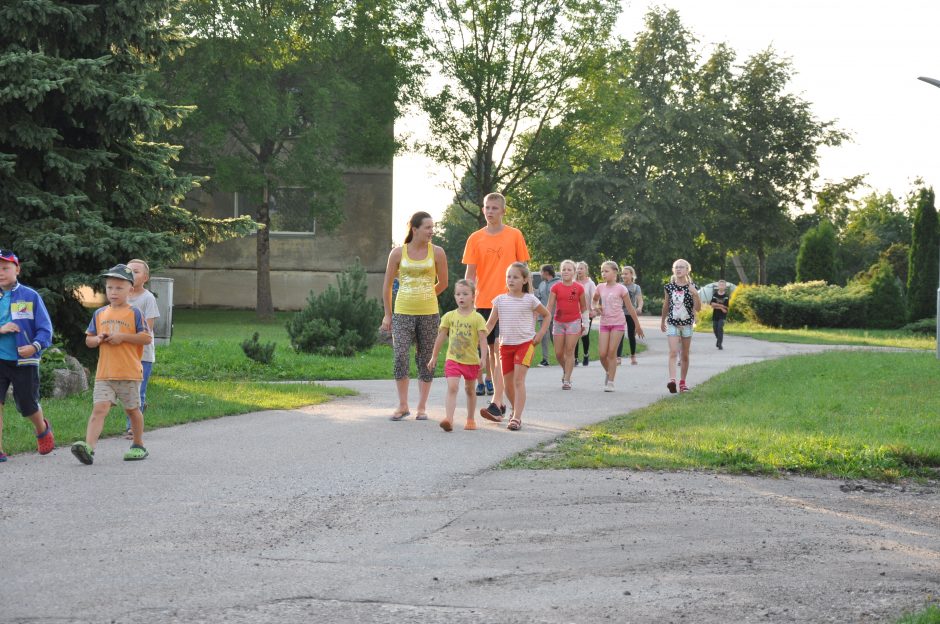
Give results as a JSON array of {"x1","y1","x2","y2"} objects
[{"x1": 391, "y1": 313, "x2": 440, "y2": 381}]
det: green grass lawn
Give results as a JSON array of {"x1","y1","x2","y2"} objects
[
  {"x1": 504, "y1": 351, "x2": 940, "y2": 481},
  {"x1": 702, "y1": 321, "x2": 935, "y2": 350},
  {"x1": 2, "y1": 377, "x2": 351, "y2": 456}
]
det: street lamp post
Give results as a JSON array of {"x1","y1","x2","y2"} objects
[{"x1": 916, "y1": 76, "x2": 940, "y2": 359}]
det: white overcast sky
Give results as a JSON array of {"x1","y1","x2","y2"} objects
[{"x1": 392, "y1": 0, "x2": 940, "y2": 242}]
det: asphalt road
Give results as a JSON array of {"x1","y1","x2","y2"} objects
[{"x1": 2, "y1": 319, "x2": 936, "y2": 623}]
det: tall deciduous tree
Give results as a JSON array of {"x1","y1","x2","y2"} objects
[
  {"x1": 0, "y1": 0, "x2": 253, "y2": 354},
  {"x1": 159, "y1": 0, "x2": 423, "y2": 317},
  {"x1": 421, "y1": 0, "x2": 620, "y2": 223},
  {"x1": 906, "y1": 187, "x2": 939, "y2": 321},
  {"x1": 728, "y1": 49, "x2": 846, "y2": 283}
]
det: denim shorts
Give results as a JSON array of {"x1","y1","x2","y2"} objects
[
  {"x1": 552, "y1": 319, "x2": 582, "y2": 336},
  {"x1": 666, "y1": 324, "x2": 694, "y2": 338}
]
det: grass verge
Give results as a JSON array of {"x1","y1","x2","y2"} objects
[
  {"x1": 503, "y1": 351, "x2": 940, "y2": 481},
  {"x1": 897, "y1": 604, "x2": 940, "y2": 624},
  {"x1": 2, "y1": 378, "x2": 352, "y2": 456},
  {"x1": 705, "y1": 321, "x2": 935, "y2": 350}
]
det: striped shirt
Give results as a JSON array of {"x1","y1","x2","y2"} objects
[{"x1": 491, "y1": 293, "x2": 540, "y2": 345}]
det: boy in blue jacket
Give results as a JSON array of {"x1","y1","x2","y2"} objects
[{"x1": 0, "y1": 250, "x2": 55, "y2": 461}]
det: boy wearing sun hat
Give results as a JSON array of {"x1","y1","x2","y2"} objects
[
  {"x1": 71, "y1": 264, "x2": 152, "y2": 464},
  {"x1": 0, "y1": 249, "x2": 55, "y2": 462}
]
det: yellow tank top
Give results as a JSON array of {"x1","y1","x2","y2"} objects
[{"x1": 394, "y1": 243, "x2": 439, "y2": 315}]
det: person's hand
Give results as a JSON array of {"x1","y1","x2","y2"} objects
[
  {"x1": 660, "y1": 321, "x2": 667, "y2": 333},
  {"x1": 106, "y1": 333, "x2": 124, "y2": 345},
  {"x1": 97, "y1": 333, "x2": 109, "y2": 346},
  {"x1": 636, "y1": 327, "x2": 645, "y2": 339},
  {"x1": 17, "y1": 344, "x2": 36, "y2": 357},
  {"x1": 379, "y1": 314, "x2": 391, "y2": 332},
  {"x1": 0, "y1": 322, "x2": 19, "y2": 334},
  {"x1": 427, "y1": 358, "x2": 436, "y2": 372}
]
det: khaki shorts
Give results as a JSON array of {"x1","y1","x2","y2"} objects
[{"x1": 93, "y1": 380, "x2": 142, "y2": 409}]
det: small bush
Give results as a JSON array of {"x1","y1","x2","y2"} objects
[
  {"x1": 732, "y1": 281, "x2": 869, "y2": 328},
  {"x1": 38, "y1": 349, "x2": 67, "y2": 399},
  {"x1": 901, "y1": 318, "x2": 937, "y2": 336},
  {"x1": 864, "y1": 260, "x2": 906, "y2": 329},
  {"x1": 286, "y1": 259, "x2": 383, "y2": 356},
  {"x1": 241, "y1": 332, "x2": 276, "y2": 364}
]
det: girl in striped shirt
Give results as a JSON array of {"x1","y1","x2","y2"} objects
[{"x1": 484, "y1": 262, "x2": 550, "y2": 431}]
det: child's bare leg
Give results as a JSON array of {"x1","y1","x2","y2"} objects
[
  {"x1": 553, "y1": 335, "x2": 565, "y2": 376},
  {"x1": 394, "y1": 377, "x2": 410, "y2": 414},
  {"x1": 85, "y1": 402, "x2": 112, "y2": 448},
  {"x1": 126, "y1": 407, "x2": 145, "y2": 446},
  {"x1": 464, "y1": 378, "x2": 477, "y2": 430},
  {"x1": 606, "y1": 331, "x2": 624, "y2": 382},
  {"x1": 564, "y1": 334, "x2": 578, "y2": 381},
  {"x1": 26, "y1": 409, "x2": 47, "y2": 435},
  {"x1": 511, "y1": 365, "x2": 529, "y2": 422},
  {"x1": 443, "y1": 377, "x2": 459, "y2": 427},
  {"x1": 597, "y1": 331, "x2": 612, "y2": 377},
  {"x1": 416, "y1": 379, "x2": 432, "y2": 416},
  {"x1": 491, "y1": 347, "x2": 505, "y2": 406},
  {"x1": 502, "y1": 369, "x2": 516, "y2": 411},
  {"x1": 680, "y1": 338, "x2": 692, "y2": 379},
  {"x1": 667, "y1": 336, "x2": 680, "y2": 379}
]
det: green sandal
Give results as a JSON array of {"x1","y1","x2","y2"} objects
[
  {"x1": 71, "y1": 441, "x2": 94, "y2": 465},
  {"x1": 123, "y1": 444, "x2": 149, "y2": 461}
]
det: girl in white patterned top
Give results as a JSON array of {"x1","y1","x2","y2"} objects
[{"x1": 484, "y1": 262, "x2": 550, "y2": 431}]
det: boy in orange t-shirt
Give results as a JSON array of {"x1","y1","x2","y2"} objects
[
  {"x1": 70, "y1": 265, "x2": 152, "y2": 464},
  {"x1": 461, "y1": 192, "x2": 529, "y2": 420}
]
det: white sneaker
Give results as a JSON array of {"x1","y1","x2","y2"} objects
[{"x1": 604, "y1": 380, "x2": 614, "y2": 392}]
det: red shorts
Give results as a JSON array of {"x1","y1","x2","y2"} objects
[
  {"x1": 499, "y1": 341, "x2": 535, "y2": 375},
  {"x1": 444, "y1": 360, "x2": 480, "y2": 380}
]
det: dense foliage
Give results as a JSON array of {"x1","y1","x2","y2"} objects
[
  {"x1": 0, "y1": 0, "x2": 253, "y2": 355},
  {"x1": 906, "y1": 187, "x2": 939, "y2": 321},
  {"x1": 796, "y1": 220, "x2": 838, "y2": 283}
]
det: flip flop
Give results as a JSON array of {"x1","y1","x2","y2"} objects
[
  {"x1": 390, "y1": 411, "x2": 410, "y2": 421},
  {"x1": 507, "y1": 418, "x2": 522, "y2": 431},
  {"x1": 439, "y1": 420, "x2": 453, "y2": 432},
  {"x1": 415, "y1": 413, "x2": 429, "y2": 421}
]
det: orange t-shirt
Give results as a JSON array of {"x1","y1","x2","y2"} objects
[
  {"x1": 86, "y1": 304, "x2": 147, "y2": 380},
  {"x1": 461, "y1": 225, "x2": 530, "y2": 309}
]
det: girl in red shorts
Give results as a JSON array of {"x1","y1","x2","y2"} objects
[
  {"x1": 483, "y1": 263, "x2": 550, "y2": 431},
  {"x1": 428, "y1": 280, "x2": 489, "y2": 432}
]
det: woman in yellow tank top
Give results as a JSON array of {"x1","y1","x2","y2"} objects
[{"x1": 380, "y1": 212, "x2": 449, "y2": 420}]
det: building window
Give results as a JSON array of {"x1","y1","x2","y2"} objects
[{"x1": 235, "y1": 188, "x2": 317, "y2": 235}]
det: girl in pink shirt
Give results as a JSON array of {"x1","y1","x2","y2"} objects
[
  {"x1": 546, "y1": 259, "x2": 586, "y2": 390},
  {"x1": 592, "y1": 261, "x2": 643, "y2": 392}
]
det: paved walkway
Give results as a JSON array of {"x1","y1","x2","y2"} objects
[{"x1": 2, "y1": 319, "x2": 937, "y2": 623}]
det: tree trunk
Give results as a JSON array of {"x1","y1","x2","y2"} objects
[
  {"x1": 731, "y1": 254, "x2": 749, "y2": 285},
  {"x1": 256, "y1": 179, "x2": 274, "y2": 320},
  {"x1": 756, "y1": 245, "x2": 767, "y2": 286}
]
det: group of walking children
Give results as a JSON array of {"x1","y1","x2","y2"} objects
[{"x1": 0, "y1": 249, "x2": 159, "y2": 465}]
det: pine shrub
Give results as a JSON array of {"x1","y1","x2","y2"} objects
[
  {"x1": 907, "y1": 188, "x2": 939, "y2": 321},
  {"x1": 796, "y1": 220, "x2": 838, "y2": 283},
  {"x1": 286, "y1": 260, "x2": 383, "y2": 356},
  {"x1": 241, "y1": 332, "x2": 276, "y2": 364}
]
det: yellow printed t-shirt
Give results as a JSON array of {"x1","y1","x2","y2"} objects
[
  {"x1": 86, "y1": 304, "x2": 147, "y2": 380},
  {"x1": 461, "y1": 226, "x2": 530, "y2": 309},
  {"x1": 440, "y1": 309, "x2": 487, "y2": 365},
  {"x1": 394, "y1": 242, "x2": 439, "y2": 315}
]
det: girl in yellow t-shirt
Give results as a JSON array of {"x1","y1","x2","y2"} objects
[{"x1": 427, "y1": 280, "x2": 488, "y2": 432}]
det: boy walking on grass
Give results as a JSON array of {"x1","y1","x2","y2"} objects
[
  {"x1": 71, "y1": 265, "x2": 152, "y2": 464},
  {"x1": 0, "y1": 250, "x2": 55, "y2": 462}
]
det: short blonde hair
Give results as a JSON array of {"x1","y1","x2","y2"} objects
[
  {"x1": 559, "y1": 259, "x2": 576, "y2": 273},
  {"x1": 454, "y1": 278, "x2": 475, "y2": 295},
  {"x1": 483, "y1": 192, "x2": 506, "y2": 208},
  {"x1": 127, "y1": 258, "x2": 150, "y2": 276}
]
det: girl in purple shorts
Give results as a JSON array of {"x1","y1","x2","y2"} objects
[
  {"x1": 546, "y1": 260, "x2": 587, "y2": 390},
  {"x1": 592, "y1": 261, "x2": 644, "y2": 392},
  {"x1": 428, "y1": 280, "x2": 489, "y2": 432}
]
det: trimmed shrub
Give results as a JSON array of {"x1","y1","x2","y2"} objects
[
  {"x1": 286, "y1": 259, "x2": 383, "y2": 356},
  {"x1": 796, "y1": 220, "x2": 838, "y2": 283},
  {"x1": 732, "y1": 281, "x2": 869, "y2": 328},
  {"x1": 901, "y1": 318, "x2": 936, "y2": 336},
  {"x1": 864, "y1": 260, "x2": 906, "y2": 329}
]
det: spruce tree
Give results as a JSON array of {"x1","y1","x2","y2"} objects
[
  {"x1": 796, "y1": 220, "x2": 838, "y2": 283},
  {"x1": 0, "y1": 0, "x2": 252, "y2": 354},
  {"x1": 906, "y1": 187, "x2": 939, "y2": 321}
]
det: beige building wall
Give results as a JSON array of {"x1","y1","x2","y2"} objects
[{"x1": 163, "y1": 167, "x2": 392, "y2": 310}]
